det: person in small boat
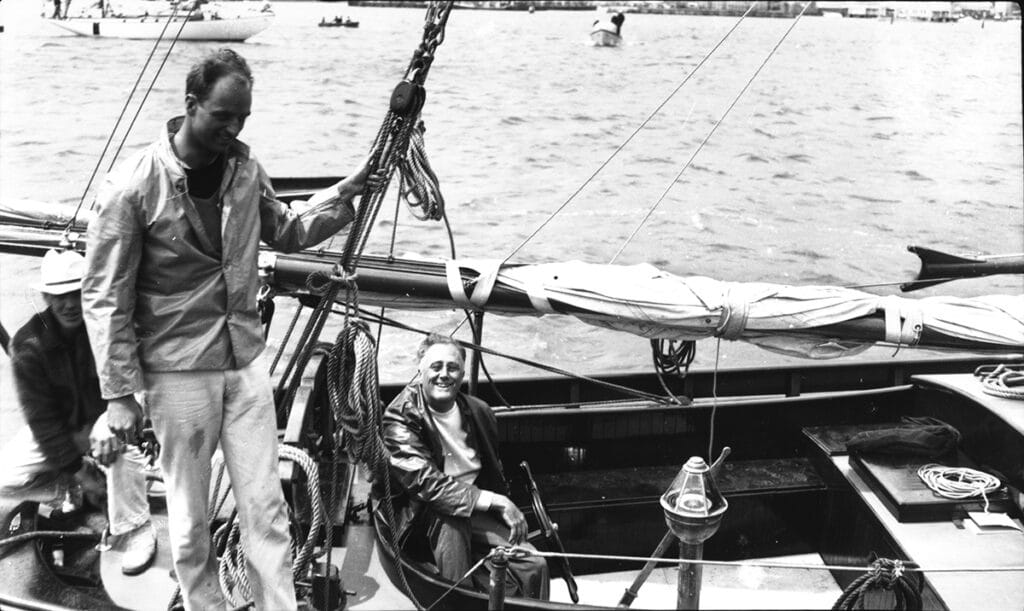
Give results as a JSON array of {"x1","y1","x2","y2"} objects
[
  {"x1": 82, "y1": 48, "x2": 384, "y2": 610},
  {"x1": 611, "y1": 12, "x2": 625, "y2": 36},
  {"x1": 0, "y1": 249, "x2": 157, "y2": 576},
  {"x1": 382, "y1": 334, "x2": 550, "y2": 600}
]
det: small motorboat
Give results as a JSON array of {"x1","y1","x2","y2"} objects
[
  {"x1": 590, "y1": 12, "x2": 624, "y2": 47},
  {"x1": 319, "y1": 16, "x2": 359, "y2": 28}
]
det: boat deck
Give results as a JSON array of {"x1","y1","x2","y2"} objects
[
  {"x1": 834, "y1": 455, "x2": 1024, "y2": 611},
  {"x1": 550, "y1": 553, "x2": 842, "y2": 609}
]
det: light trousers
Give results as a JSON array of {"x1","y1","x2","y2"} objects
[
  {"x1": 0, "y1": 425, "x2": 150, "y2": 536},
  {"x1": 144, "y1": 355, "x2": 296, "y2": 611}
]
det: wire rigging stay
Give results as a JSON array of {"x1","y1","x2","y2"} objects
[{"x1": 66, "y1": 5, "x2": 196, "y2": 236}]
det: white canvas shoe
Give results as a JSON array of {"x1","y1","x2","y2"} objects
[{"x1": 120, "y1": 522, "x2": 157, "y2": 575}]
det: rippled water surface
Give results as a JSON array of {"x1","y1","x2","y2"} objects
[{"x1": 1, "y1": 3, "x2": 1021, "y2": 386}]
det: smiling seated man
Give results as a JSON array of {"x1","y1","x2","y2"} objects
[
  {"x1": 0, "y1": 249, "x2": 156, "y2": 575},
  {"x1": 382, "y1": 333, "x2": 549, "y2": 599}
]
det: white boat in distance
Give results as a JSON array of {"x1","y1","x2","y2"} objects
[
  {"x1": 590, "y1": 12, "x2": 624, "y2": 47},
  {"x1": 48, "y1": 13, "x2": 272, "y2": 41},
  {"x1": 589, "y1": 24, "x2": 620, "y2": 46}
]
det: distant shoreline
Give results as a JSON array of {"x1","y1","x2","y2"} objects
[{"x1": 343, "y1": 1, "x2": 1021, "y2": 21}]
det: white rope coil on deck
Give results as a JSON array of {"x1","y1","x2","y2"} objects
[
  {"x1": 975, "y1": 364, "x2": 1024, "y2": 400},
  {"x1": 916, "y1": 463, "x2": 1002, "y2": 512}
]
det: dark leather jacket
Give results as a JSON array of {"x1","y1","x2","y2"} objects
[
  {"x1": 382, "y1": 382, "x2": 508, "y2": 544},
  {"x1": 10, "y1": 310, "x2": 104, "y2": 472}
]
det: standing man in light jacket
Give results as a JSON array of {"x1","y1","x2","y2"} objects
[{"x1": 82, "y1": 48, "x2": 383, "y2": 611}]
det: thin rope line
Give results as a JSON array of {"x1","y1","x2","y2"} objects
[
  {"x1": 423, "y1": 553, "x2": 492, "y2": 611},
  {"x1": 65, "y1": 6, "x2": 183, "y2": 230},
  {"x1": 610, "y1": 0, "x2": 810, "y2": 264},
  {"x1": 707, "y1": 338, "x2": 721, "y2": 461},
  {"x1": 346, "y1": 306, "x2": 670, "y2": 403},
  {"x1": 501, "y1": 1, "x2": 759, "y2": 266},
  {"x1": 847, "y1": 276, "x2": 1002, "y2": 290},
  {"x1": 515, "y1": 547, "x2": 1024, "y2": 574},
  {"x1": 93, "y1": 8, "x2": 194, "y2": 205}
]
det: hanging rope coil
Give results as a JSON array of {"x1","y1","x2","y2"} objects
[
  {"x1": 832, "y1": 558, "x2": 922, "y2": 611},
  {"x1": 650, "y1": 338, "x2": 696, "y2": 405},
  {"x1": 398, "y1": 121, "x2": 446, "y2": 221},
  {"x1": 326, "y1": 320, "x2": 386, "y2": 475},
  {"x1": 917, "y1": 463, "x2": 1002, "y2": 512}
]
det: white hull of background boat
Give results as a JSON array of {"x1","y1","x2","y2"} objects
[
  {"x1": 47, "y1": 15, "x2": 272, "y2": 41},
  {"x1": 589, "y1": 27, "x2": 621, "y2": 47}
]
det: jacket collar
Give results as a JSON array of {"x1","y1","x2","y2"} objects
[
  {"x1": 157, "y1": 116, "x2": 251, "y2": 174},
  {"x1": 158, "y1": 116, "x2": 250, "y2": 257}
]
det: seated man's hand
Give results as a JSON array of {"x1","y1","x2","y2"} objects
[
  {"x1": 74, "y1": 458, "x2": 107, "y2": 499},
  {"x1": 106, "y1": 395, "x2": 143, "y2": 446},
  {"x1": 491, "y1": 494, "x2": 528, "y2": 545},
  {"x1": 89, "y1": 411, "x2": 122, "y2": 466}
]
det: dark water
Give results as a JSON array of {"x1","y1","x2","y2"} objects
[{"x1": 1, "y1": 3, "x2": 1022, "y2": 386}]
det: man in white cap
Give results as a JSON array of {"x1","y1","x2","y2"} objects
[{"x1": 0, "y1": 249, "x2": 157, "y2": 575}]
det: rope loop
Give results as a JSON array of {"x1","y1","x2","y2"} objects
[
  {"x1": 305, "y1": 268, "x2": 359, "y2": 296},
  {"x1": 917, "y1": 463, "x2": 1001, "y2": 512},
  {"x1": 832, "y1": 556, "x2": 922, "y2": 611},
  {"x1": 501, "y1": 545, "x2": 536, "y2": 560},
  {"x1": 974, "y1": 364, "x2": 1024, "y2": 400}
]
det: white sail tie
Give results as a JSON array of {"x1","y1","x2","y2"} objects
[
  {"x1": 524, "y1": 280, "x2": 556, "y2": 314},
  {"x1": 445, "y1": 259, "x2": 500, "y2": 309},
  {"x1": 715, "y1": 287, "x2": 749, "y2": 340},
  {"x1": 883, "y1": 296, "x2": 923, "y2": 346}
]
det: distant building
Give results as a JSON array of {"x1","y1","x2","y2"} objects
[{"x1": 817, "y1": 1, "x2": 975, "y2": 21}]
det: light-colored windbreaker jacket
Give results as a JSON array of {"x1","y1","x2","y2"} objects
[{"x1": 83, "y1": 117, "x2": 355, "y2": 400}]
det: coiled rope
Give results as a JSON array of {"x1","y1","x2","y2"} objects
[
  {"x1": 975, "y1": 364, "x2": 1024, "y2": 400},
  {"x1": 398, "y1": 120, "x2": 446, "y2": 221},
  {"x1": 327, "y1": 319, "x2": 386, "y2": 473},
  {"x1": 917, "y1": 463, "x2": 1002, "y2": 512},
  {"x1": 166, "y1": 446, "x2": 327, "y2": 610},
  {"x1": 832, "y1": 558, "x2": 922, "y2": 611},
  {"x1": 650, "y1": 338, "x2": 696, "y2": 405}
]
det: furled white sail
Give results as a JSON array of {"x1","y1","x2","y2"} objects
[{"x1": 472, "y1": 260, "x2": 1024, "y2": 358}]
